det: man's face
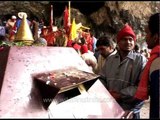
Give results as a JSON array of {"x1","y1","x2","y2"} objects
[
  {"x1": 97, "y1": 46, "x2": 112, "y2": 58},
  {"x1": 145, "y1": 26, "x2": 157, "y2": 49},
  {"x1": 118, "y1": 36, "x2": 135, "y2": 52}
]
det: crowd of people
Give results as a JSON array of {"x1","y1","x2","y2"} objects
[
  {"x1": 82, "y1": 13, "x2": 159, "y2": 119},
  {"x1": 0, "y1": 10, "x2": 159, "y2": 119}
]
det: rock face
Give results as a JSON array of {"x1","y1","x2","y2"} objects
[
  {"x1": 89, "y1": 1, "x2": 160, "y2": 39},
  {"x1": 0, "y1": 1, "x2": 159, "y2": 40},
  {"x1": 0, "y1": 1, "x2": 50, "y2": 23}
]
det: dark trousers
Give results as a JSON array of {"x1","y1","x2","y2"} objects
[{"x1": 132, "y1": 110, "x2": 140, "y2": 119}]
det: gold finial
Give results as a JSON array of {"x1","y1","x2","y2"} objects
[{"x1": 14, "y1": 12, "x2": 34, "y2": 45}]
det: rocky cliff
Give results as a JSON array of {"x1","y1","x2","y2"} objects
[{"x1": 0, "y1": 1, "x2": 159, "y2": 41}]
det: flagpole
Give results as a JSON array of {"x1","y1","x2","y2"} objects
[
  {"x1": 50, "y1": 4, "x2": 53, "y2": 31},
  {"x1": 68, "y1": 1, "x2": 71, "y2": 26}
]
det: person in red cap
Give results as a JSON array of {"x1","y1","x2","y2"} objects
[
  {"x1": 79, "y1": 37, "x2": 97, "y2": 71},
  {"x1": 117, "y1": 23, "x2": 136, "y2": 43},
  {"x1": 80, "y1": 37, "x2": 88, "y2": 54},
  {"x1": 99, "y1": 24, "x2": 148, "y2": 119}
]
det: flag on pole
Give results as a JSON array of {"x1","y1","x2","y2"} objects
[
  {"x1": 70, "y1": 18, "x2": 77, "y2": 40},
  {"x1": 50, "y1": 5, "x2": 53, "y2": 31},
  {"x1": 68, "y1": 1, "x2": 71, "y2": 26},
  {"x1": 63, "y1": 6, "x2": 69, "y2": 32}
]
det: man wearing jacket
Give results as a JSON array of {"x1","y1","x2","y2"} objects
[
  {"x1": 99, "y1": 24, "x2": 148, "y2": 119},
  {"x1": 134, "y1": 13, "x2": 160, "y2": 119}
]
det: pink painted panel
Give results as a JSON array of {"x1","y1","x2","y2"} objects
[{"x1": 0, "y1": 46, "x2": 90, "y2": 118}]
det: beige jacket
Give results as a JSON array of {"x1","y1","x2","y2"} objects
[{"x1": 93, "y1": 49, "x2": 117, "y2": 74}]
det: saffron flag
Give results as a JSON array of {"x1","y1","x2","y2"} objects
[{"x1": 70, "y1": 18, "x2": 77, "y2": 41}]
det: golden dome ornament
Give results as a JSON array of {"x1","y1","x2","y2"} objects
[{"x1": 14, "y1": 13, "x2": 34, "y2": 46}]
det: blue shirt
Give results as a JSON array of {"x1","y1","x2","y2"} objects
[{"x1": 16, "y1": 19, "x2": 31, "y2": 30}]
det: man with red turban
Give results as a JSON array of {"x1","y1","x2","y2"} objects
[{"x1": 99, "y1": 24, "x2": 148, "y2": 119}]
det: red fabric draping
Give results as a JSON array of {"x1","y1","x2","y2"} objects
[{"x1": 134, "y1": 45, "x2": 160, "y2": 100}]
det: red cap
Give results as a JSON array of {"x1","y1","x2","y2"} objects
[
  {"x1": 117, "y1": 24, "x2": 136, "y2": 43},
  {"x1": 81, "y1": 44, "x2": 88, "y2": 54},
  {"x1": 73, "y1": 43, "x2": 81, "y2": 50}
]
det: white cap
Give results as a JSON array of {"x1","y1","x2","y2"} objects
[
  {"x1": 11, "y1": 15, "x2": 17, "y2": 19},
  {"x1": 18, "y1": 12, "x2": 27, "y2": 19}
]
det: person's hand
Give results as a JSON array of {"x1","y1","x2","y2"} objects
[
  {"x1": 85, "y1": 59, "x2": 97, "y2": 68},
  {"x1": 81, "y1": 52, "x2": 97, "y2": 68},
  {"x1": 121, "y1": 110, "x2": 133, "y2": 119}
]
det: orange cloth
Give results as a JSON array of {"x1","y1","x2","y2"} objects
[
  {"x1": 87, "y1": 35, "x2": 93, "y2": 51},
  {"x1": 6, "y1": 19, "x2": 17, "y2": 41},
  {"x1": 44, "y1": 33, "x2": 55, "y2": 46},
  {"x1": 134, "y1": 45, "x2": 160, "y2": 100}
]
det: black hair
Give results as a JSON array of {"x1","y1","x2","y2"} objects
[
  {"x1": 148, "y1": 13, "x2": 160, "y2": 37},
  {"x1": 80, "y1": 37, "x2": 86, "y2": 45},
  {"x1": 134, "y1": 43, "x2": 140, "y2": 52},
  {"x1": 96, "y1": 36, "x2": 115, "y2": 49}
]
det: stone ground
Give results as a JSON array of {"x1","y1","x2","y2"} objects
[{"x1": 140, "y1": 99, "x2": 150, "y2": 119}]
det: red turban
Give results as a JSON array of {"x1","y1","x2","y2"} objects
[
  {"x1": 81, "y1": 44, "x2": 88, "y2": 54},
  {"x1": 117, "y1": 24, "x2": 136, "y2": 43}
]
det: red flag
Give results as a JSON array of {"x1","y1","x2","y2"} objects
[
  {"x1": 68, "y1": 1, "x2": 71, "y2": 26},
  {"x1": 63, "y1": 6, "x2": 69, "y2": 31}
]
